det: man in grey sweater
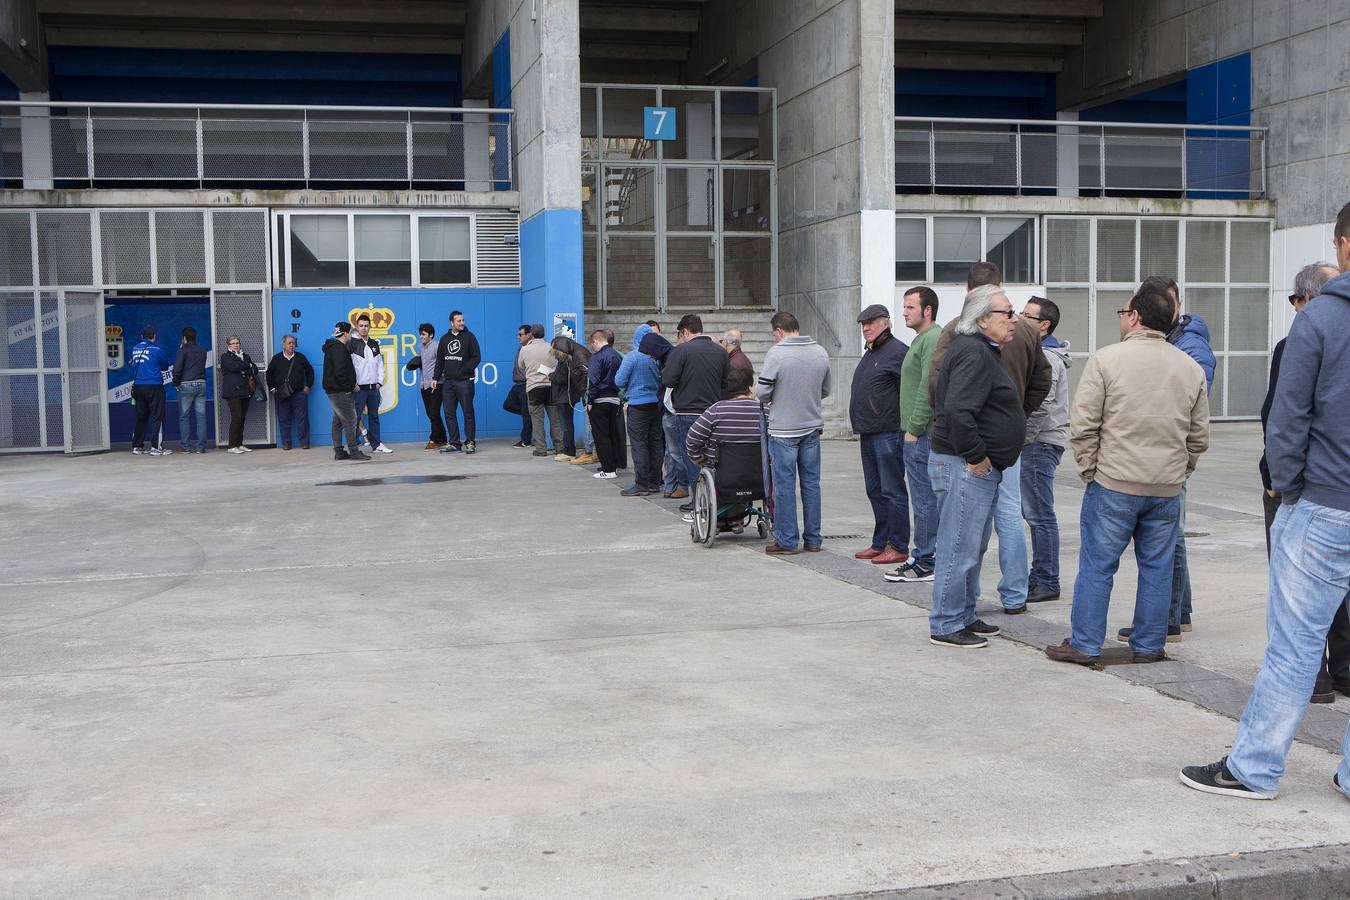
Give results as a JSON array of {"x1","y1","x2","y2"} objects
[{"x1": 756, "y1": 311, "x2": 831, "y2": 555}]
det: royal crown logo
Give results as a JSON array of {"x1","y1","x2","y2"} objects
[
  {"x1": 349, "y1": 305, "x2": 395, "y2": 333},
  {"x1": 349, "y1": 304, "x2": 399, "y2": 414},
  {"x1": 105, "y1": 324, "x2": 124, "y2": 370}
]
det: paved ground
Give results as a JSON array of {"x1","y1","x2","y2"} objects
[{"x1": 2, "y1": 425, "x2": 1348, "y2": 898}]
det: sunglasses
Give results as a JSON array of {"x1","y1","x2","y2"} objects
[{"x1": 1288, "y1": 293, "x2": 1305, "y2": 305}]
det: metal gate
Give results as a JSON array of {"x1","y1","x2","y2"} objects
[
  {"x1": 211, "y1": 288, "x2": 273, "y2": 447},
  {"x1": 60, "y1": 290, "x2": 110, "y2": 452}
]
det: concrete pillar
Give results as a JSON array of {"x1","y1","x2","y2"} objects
[
  {"x1": 463, "y1": 98, "x2": 491, "y2": 192},
  {"x1": 1056, "y1": 110, "x2": 1079, "y2": 199},
  {"x1": 19, "y1": 91, "x2": 52, "y2": 189}
]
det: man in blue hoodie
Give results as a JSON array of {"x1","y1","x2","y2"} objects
[
  {"x1": 1181, "y1": 201, "x2": 1350, "y2": 801},
  {"x1": 617, "y1": 323, "x2": 664, "y2": 496},
  {"x1": 128, "y1": 325, "x2": 173, "y2": 456}
]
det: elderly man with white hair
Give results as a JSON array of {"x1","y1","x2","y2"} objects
[{"x1": 926, "y1": 285, "x2": 1025, "y2": 649}]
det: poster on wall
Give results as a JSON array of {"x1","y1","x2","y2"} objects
[{"x1": 553, "y1": 312, "x2": 577, "y2": 340}]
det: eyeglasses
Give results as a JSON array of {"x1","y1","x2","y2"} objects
[
  {"x1": 988, "y1": 308, "x2": 1015, "y2": 319},
  {"x1": 1288, "y1": 293, "x2": 1305, "y2": 305},
  {"x1": 1021, "y1": 313, "x2": 1046, "y2": 322},
  {"x1": 1115, "y1": 309, "x2": 1137, "y2": 318}
]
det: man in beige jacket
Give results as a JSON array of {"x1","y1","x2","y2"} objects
[{"x1": 1045, "y1": 286, "x2": 1209, "y2": 667}]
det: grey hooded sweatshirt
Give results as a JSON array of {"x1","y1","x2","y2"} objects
[{"x1": 1024, "y1": 336, "x2": 1072, "y2": 449}]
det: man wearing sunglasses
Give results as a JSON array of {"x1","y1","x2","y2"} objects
[{"x1": 1046, "y1": 288, "x2": 1209, "y2": 668}]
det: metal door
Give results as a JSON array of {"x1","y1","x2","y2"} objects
[
  {"x1": 210, "y1": 288, "x2": 273, "y2": 447},
  {"x1": 61, "y1": 290, "x2": 110, "y2": 453}
]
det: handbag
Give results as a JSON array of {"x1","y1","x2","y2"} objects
[
  {"x1": 503, "y1": 382, "x2": 525, "y2": 415},
  {"x1": 273, "y1": 357, "x2": 297, "y2": 402}
]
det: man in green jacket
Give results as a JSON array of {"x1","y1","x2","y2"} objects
[{"x1": 886, "y1": 286, "x2": 941, "y2": 583}]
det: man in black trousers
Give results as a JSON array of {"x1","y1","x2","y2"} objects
[{"x1": 433, "y1": 310, "x2": 482, "y2": 454}]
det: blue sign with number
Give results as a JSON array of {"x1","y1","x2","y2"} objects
[{"x1": 643, "y1": 106, "x2": 676, "y2": 141}]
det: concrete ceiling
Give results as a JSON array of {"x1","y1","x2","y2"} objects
[
  {"x1": 895, "y1": 0, "x2": 1105, "y2": 74},
  {"x1": 579, "y1": 0, "x2": 707, "y2": 84}
]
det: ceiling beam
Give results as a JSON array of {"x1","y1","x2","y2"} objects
[
  {"x1": 43, "y1": 25, "x2": 461, "y2": 54},
  {"x1": 581, "y1": 41, "x2": 689, "y2": 61},
  {"x1": 37, "y1": 0, "x2": 465, "y2": 27},
  {"x1": 895, "y1": 15, "x2": 1084, "y2": 45},
  {"x1": 895, "y1": 50, "x2": 1064, "y2": 73},
  {"x1": 895, "y1": 0, "x2": 1102, "y2": 18},
  {"x1": 580, "y1": 6, "x2": 700, "y2": 33}
]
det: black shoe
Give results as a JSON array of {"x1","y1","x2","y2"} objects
[
  {"x1": 1118, "y1": 625, "x2": 1182, "y2": 643},
  {"x1": 334, "y1": 449, "x2": 350, "y2": 460},
  {"x1": 532, "y1": 449, "x2": 551, "y2": 457},
  {"x1": 1335, "y1": 772, "x2": 1347, "y2": 797},
  {"x1": 965, "y1": 619, "x2": 1000, "y2": 637},
  {"x1": 1003, "y1": 604, "x2": 1027, "y2": 615},
  {"x1": 1179, "y1": 758, "x2": 1274, "y2": 800},
  {"x1": 1133, "y1": 649, "x2": 1169, "y2": 664},
  {"x1": 1027, "y1": 585, "x2": 1060, "y2": 603},
  {"x1": 1312, "y1": 689, "x2": 1337, "y2": 704},
  {"x1": 620, "y1": 485, "x2": 651, "y2": 497},
  {"x1": 511, "y1": 440, "x2": 528, "y2": 449},
  {"x1": 440, "y1": 443, "x2": 462, "y2": 454},
  {"x1": 883, "y1": 559, "x2": 935, "y2": 583},
  {"x1": 930, "y1": 630, "x2": 988, "y2": 649},
  {"x1": 679, "y1": 502, "x2": 693, "y2": 512},
  {"x1": 348, "y1": 450, "x2": 371, "y2": 461}
]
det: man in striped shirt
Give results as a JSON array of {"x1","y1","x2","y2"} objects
[{"x1": 686, "y1": 366, "x2": 763, "y2": 468}]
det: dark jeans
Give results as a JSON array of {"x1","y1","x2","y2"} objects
[
  {"x1": 421, "y1": 386, "x2": 448, "y2": 445},
  {"x1": 328, "y1": 391, "x2": 359, "y2": 451},
  {"x1": 552, "y1": 403, "x2": 577, "y2": 456},
  {"x1": 1020, "y1": 441, "x2": 1065, "y2": 592},
  {"x1": 661, "y1": 409, "x2": 685, "y2": 491},
  {"x1": 510, "y1": 382, "x2": 532, "y2": 444},
  {"x1": 275, "y1": 391, "x2": 309, "y2": 447},
  {"x1": 226, "y1": 396, "x2": 250, "y2": 448},
  {"x1": 859, "y1": 432, "x2": 910, "y2": 552},
  {"x1": 131, "y1": 383, "x2": 165, "y2": 449},
  {"x1": 352, "y1": 386, "x2": 382, "y2": 448},
  {"x1": 1265, "y1": 489, "x2": 1350, "y2": 693},
  {"x1": 442, "y1": 378, "x2": 475, "y2": 445},
  {"x1": 589, "y1": 402, "x2": 624, "y2": 473},
  {"x1": 627, "y1": 402, "x2": 663, "y2": 490},
  {"x1": 674, "y1": 414, "x2": 701, "y2": 487}
]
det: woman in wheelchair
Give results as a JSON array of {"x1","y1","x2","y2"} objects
[{"x1": 683, "y1": 367, "x2": 769, "y2": 534}]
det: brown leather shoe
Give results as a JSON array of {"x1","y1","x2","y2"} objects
[
  {"x1": 424, "y1": 441, "x2": 438, "y2": 450},
  {"x1": 1132, "y1": 649, "x2": 1168, "y2": 664},
  {"x1": 765, "y1": 543, "x2": 800, "y2": 555},
  {"x1": 854, "y1": 546, "x2": 883, "y2": 560},
  {"x1": 1044, "y1": 639, "x2": 1101, "y2": 667},
  {"x1": 871, "y1": 547, "x2": 909, "y2": 566},
  {"x1": 666, "y1": 488, "x2": 689, "y2": 500},
  {"x1": 803, "y1": 545, "x2": 822, "y2": 552}
]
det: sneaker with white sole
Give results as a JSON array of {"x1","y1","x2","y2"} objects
[
  {"x1": 884, "y1": 559, "x2": 935, "y2": 583},
  {"x1": 374, "y1": 444, "x2": 394, "y2": 454},
  {"x1": 1179, "y1": 758, "x2": 1275, "y2": 800},
  {"x1": 240, "y1": 445, "x2": 253, "y2": 452},
  {"x1": 593, "y1": 471, "x2": 617, "y2": 479},
  {"x1": 930, "y1": 630, "x2": 988, "y2": 649},
  {"x1": 131, "y1": 447, "x2": 145, "y2": 455},
  {"x1": 227, "y1": 446, "x2": 247, "y2": 454}
]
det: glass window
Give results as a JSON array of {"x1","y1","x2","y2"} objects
[
  {"x1": 418, "y1": 217, "x2": 471, "y2": 284},
  {"x1": 289, "y1": 215, "x2": 349, "y2": 287},
  {"x1": 933, "y1": 217, "x2": 979, "y2": 283},
  {"x1": 986, "y1": 216, "x2": 1036, "y2": 283},
  {"x1": 354, "y1": 215, "x2": 410, "y2": 286},
  {"x1": 895, "y1": 218, "x2": 926, "y2": 282}
]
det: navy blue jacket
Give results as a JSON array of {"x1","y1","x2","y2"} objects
[
  {"x1": 1267, "y1": 272, "x2": 1350, "y2": 512},
  {"x1": 588, "y1": 343, "x2": 622, "y2": 402},
  {"x1": 172, "y1": 341, "x2": 207, "y2": 386},
  {"x1": 848, "y1": 328, "x2": 907, "y2": 435},
  {"x1": 129, "y1": 340, "x2": 172, "y2": 385}
]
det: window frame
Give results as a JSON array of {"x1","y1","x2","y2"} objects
[
  {"x1": 894, "y1": 213, "x2": 1040, "y2": 285},
  {"x1": 271, "y1": 210, "x2": 476, "y2": 288}
]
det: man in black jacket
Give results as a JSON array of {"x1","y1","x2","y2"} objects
[
  {"x1": 927, "y1": 285, "x2": 1025, "y2": 649},
  {"x1": 172, "y1": 326, "x2": 209, "y2": 453},
  {"x1": 850, "y1": 304, "x2": 910, "y2": 567},
  {"x1": 433, "y1": 310, "x2": 482, "y2": 454},
  {"x1": 660, "y1": 314, "x2": 729, "y2": 503},
  {"x1": 322, "y1": 322, "x2": 369, "y2": 461}
]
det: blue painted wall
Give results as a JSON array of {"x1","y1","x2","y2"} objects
[
  {"x1": 46, "y1": 46, "x2": 462, "y2": 106},
  {"x1": 273, "y1": 287, "x2": 524, "y2": 443},
  {"x1": 896, "y1": 69, "x2": 1056, "y2": 120},
  {"x1": 1185, "y1": 53, "x2": 1252, "y2": 198},
  {"x1": 104, "y1": 297, "x2": 216, "y2": 445},
  {"x1": 1082, "y1": 81, "x2": 1187, "y2": 124}
]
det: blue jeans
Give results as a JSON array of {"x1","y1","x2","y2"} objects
[
  {"x1": 352, "y1": 387, "x2": 382, "y2": 448},
  {"x1": 860, "y1": 432, "x2": 910, "y2": 552},
  {"x1": 993, "y1": 454, "x2": 1029, "y2": 609},
  {"x1": 1020, "y1": 441, "x2": 1065, "y2": 592},
  {"x1": 177, "y1": 380, "x2": 207, "y2": 450},
  {"x1": 674, "y1": 414, "x2": 700, "y2": 488},
  {"x1": 1227, "y1": 500, "x2": 1350, "y2": 796},
  {"x1": 275, "y1": 390, "x2": 309, "y2": 447},
  {"x1": 1069, "y1": 482, "x2": 1180, "y2": 656},
  {"x1": 902, "y1": 434, "x2": 937, "y2": 567},
  {"x1": 661, "y1": 412, "x2": 684, "y2": 492},
  {"x1": 1169, "y1": 484, "x2": 1194, "y2": 627},
  {"x1": 768, "y1": 432, "x2": 822, "y2": 550},
  {"x1": 928, "y1": 452, "x2": 1001, "y2": 636}
]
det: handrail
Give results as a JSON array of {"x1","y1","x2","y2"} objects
[
  {"x1": 800, "y1": 290, "x2": 843, "y2": 353},
  {"x1": 0, "y1": 100, "x2": 514, "y2": 115},
  {"x1": 894, "y1": 115, "x2": 1264, "y2": 133}
]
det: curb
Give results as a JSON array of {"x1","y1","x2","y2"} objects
[{"x1": 813, "y1": 843, "x2": 1350, "y2": 899}]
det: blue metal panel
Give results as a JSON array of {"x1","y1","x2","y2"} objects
[
  {"x1": 273, "y1": 288, "x2": 525, "y2": 442},
  {"x1": 896, "y1": 69, "x2": 1055, "y2": 119}
]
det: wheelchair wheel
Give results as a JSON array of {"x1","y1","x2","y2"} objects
[
  {"x1": 691, "y1": 468, "x2": 717, "y2": 547},
  {"x1": 757, "y1": 517, "x2": 769, "y2": 539}
]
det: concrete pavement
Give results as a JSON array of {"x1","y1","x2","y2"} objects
[{"x1": 2, "y1": 426, "x2": 1348, "y2": 898}]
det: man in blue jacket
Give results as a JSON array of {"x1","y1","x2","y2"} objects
[
  {"x1": 586, "y1": 328, "x2": 624, "y2": 479},
  {"x1": 128, "y1": 325, "x2": 173, "y2": 456},
  {"x1": 1181, "y1": 201, "x2": 1350, "y2": 801},
  {"x1": 617, "y1": 323, "x2": 664, "y2": 496}
]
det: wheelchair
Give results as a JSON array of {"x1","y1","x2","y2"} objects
[{"x1": 688, "y1": 440, "x2": 773, "y2": 548}]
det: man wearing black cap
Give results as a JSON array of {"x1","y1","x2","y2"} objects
[
  {"x1": 850, "y1": 304, "x2": 910, "y2": 566},
  {"x1": 322, "y1": 321, "x2": 369, "y2": 461}
]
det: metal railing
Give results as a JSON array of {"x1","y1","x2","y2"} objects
[
  {"x1": 0, "y1": 101, "x2": 514, "y2": 190},
  {"x1": 895, "y1": 116, "x2": 1267, "y2": 199}
]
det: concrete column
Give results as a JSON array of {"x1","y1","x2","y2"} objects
[
  {"x1": 463, "y1": 98, "x2": 491, "y2": 192},
  {"x1": 1056, "y1": 110, "x2": 1079, "y2": 199},
  {"x1": 19, "y1": 90, "x2": 52, "y2": 190}
]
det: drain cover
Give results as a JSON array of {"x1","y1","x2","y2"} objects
[
  {"x1": 819, "y1": 534, "x2": 863, "y2": 540},
  {"x1": 1183, "y1": 531, "x2": 1209, "y2": 538},
  {"x1": 318, "y1": 474, "x2": 473, "y2": 487}
]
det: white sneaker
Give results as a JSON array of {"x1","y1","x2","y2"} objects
[
  {"x1": 227, "y1": 446, "x2": 247, "y2": 454},
  {"x1": 240, "y1": 445, "x2": 253, "y2": 452},
  {"x1": 374, "y1": 444, "x2": 394, "y2": 453},
  {"x1": 593, "y1": 471, "x2": 617, "y2": 479},
  {"x1": 150, "y1": 447, "x2": 173, "y2": 456},
  {"x1": 131, "y1": 447, "x2": 145, "y2": 455}
]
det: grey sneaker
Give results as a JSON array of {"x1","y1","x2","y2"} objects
[{"x1": 1179, "y1": 758, "x2": 1274, "y2": 800}]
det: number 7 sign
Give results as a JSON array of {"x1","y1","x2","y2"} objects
[{"x1": 643, "y1": 106, "x2": 677, "y2": 142}]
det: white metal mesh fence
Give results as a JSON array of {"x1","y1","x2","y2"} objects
[
  {"x1": 0, "y1": 373, "x2": 40, "y2": 448},
  {"x1": 212, "y1": 289, "x2": 271, "y2": 446},
  {"x1": 212, "y1": 210, "x2": 268, "y2": 285},
  {"x1": 155, "y1": 210, "x2": 207, "y2": 285},
  {"x1": 0, "y1": 211, "x2": 32, "y2": 286},
  {"x1": 36, "y1": 211, "x2": 93, "y2": 286},
  {"x1": 100, "y1": 210, "x2": 153, "y2": 285}
]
